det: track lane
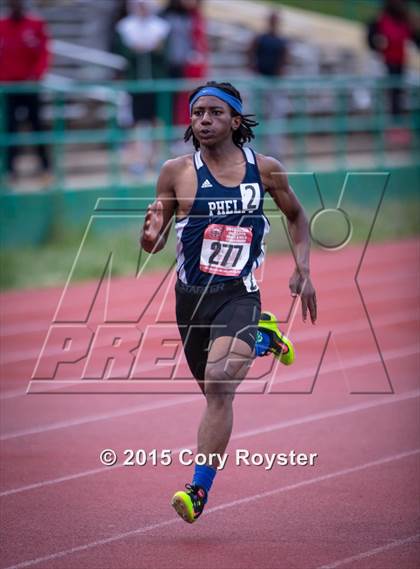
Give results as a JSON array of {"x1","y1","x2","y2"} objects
[{"x1": 1, "y1": 240, "x2": 419, "y2": 569}]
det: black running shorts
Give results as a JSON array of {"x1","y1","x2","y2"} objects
[{"x1": 175, "y1": 279, "x2": 261, "y2": 382}]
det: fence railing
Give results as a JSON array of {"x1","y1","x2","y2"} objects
[{"x1": 0, "y1": 75, "x2": 419, "y2": 193}]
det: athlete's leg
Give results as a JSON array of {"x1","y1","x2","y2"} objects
[
  {"x1": 198, "y1": 335, "x2": 253, "y2": 462},
  {"x1": 197, "y1": 291, "x2": 260, "y2": 463},
  {"x1": 177, "y1": 323, "x2": 209, "y2": 394},
  {"x1": 175, "y1": 283, "x2": 210, "y2": 393},
  {"x1": 172, "y1": 288, "x2": 259, "y2": 523},
  {"x1": 171, "y1": 335, "x2": 253, "y2": 523}
]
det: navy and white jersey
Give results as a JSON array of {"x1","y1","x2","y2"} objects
[{"x1": 175, "y1": 147, "x2": 270, "y2": 290}]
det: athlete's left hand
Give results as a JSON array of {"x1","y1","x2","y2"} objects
[{"x1": 289, "y1": 269, "x2": 317, "y2": 324}]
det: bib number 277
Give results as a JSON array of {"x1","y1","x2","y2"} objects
[{"x1": 200, "y1": 224, "x2": 252, "y2": 277}]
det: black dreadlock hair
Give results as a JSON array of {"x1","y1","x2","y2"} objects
[{"x1": 184, "y1": 81, "x2": 259, "y2": 150}]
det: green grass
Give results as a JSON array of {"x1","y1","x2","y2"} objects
[
  {"x1": 1, "y1": 198, "x2": 418, "y2": 291},
  {"x1": 267, "y1": 0, "x2": 418, "y2": 23},
  {"x1": 0, "y1": 226, "x2": 176, "y2": 291},
  {"x1": 265, "y1": 197, "x2": 419, "y2": 252}
]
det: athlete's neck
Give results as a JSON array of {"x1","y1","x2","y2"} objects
[{"x1": 200, "y1": 141, "x2": 244, "y2": 167}]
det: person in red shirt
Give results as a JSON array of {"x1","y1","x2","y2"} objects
[
  {"x1": 160, "y1": 0, "x2": 208, "y2": 126},
  {"x1": 368, "y1": 0, "x2": 419, "y2": 116},
  {"x1": 0, "y1": 0, "x2": 50, "y2": 179},
  {"x1": 179, "y1": 0, "x2": 209, "y2": 124}
]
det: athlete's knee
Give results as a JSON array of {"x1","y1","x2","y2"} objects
[
  {"x1": 204, "y1": 390, "x2": 234, "y2": 410},
  {"x1": 204, "y1": 363, "x2": 231, "y2": 385},
  {"x1": 204, "y1": 365, "x2": 236, "y2": 404}
]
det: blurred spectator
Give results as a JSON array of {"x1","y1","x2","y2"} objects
[
  {"x1": 248, "y1": 10, "x2": 289, "y2": 158},
  {"x1": 113, "y1": 0, "x2": 170, "y2": 173},
  {"x1": 0, "y1": 0, "x2": 50, "y2": 183},
  {"x1": 249, "y1": 10, "x2": 288, "y2": 77},
  {"x1": 367, "y1": 0, "x2": 420, "y2": 117},
  {"x1": 160, "y1": 0, "x2": 208, "y2": 126},
  {"x1": 160, "y1": 0, "x2": 194, "y2": 80},
  {"x1": 184, "y1": 0, "x2": 208, "y2": 81}
]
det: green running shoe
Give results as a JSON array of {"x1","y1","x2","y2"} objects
[
  {"x1": 171, "y1": 484, "x2": 207, "y2": 524},
  {"x1": 257, "y1": 311, "x2": 295, "y2": 365}
]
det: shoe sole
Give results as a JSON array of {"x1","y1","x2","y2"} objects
[
  {"x1": 273, "y1": 334, "x2": 294, "y2": 365},
  {"x1": 171, "y1": 493, "x2": 195, "y2": 524},
  {"x1": 258, "y1": 311, "x2": 295, "y2": 365}
]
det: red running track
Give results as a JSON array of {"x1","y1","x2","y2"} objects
[{"x1": 0, "y1": 239, "x2": 419, "y2": 569}]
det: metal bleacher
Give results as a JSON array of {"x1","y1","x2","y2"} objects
[{"x1": 0, "y1": 2, "x2": 419, "y2": 193}]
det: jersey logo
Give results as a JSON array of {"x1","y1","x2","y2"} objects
[{"x1": 201, "y1": 179, "x2": 213, "y2": 188}]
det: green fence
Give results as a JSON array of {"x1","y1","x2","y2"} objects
[
  {"x1": 0, "y1": 75, "x2": 419, "y2": 193},
  {"x1": 1, "y1": 76, "x2": 419, "y2": 248}
]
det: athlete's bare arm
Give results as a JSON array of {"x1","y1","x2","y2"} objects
[
  {"x1": 258, "y1": 154, "x2": 317, "y2": 323},
  {"x1": 140, "y1": 159, "x2": 178, "y2": 253},
  {"x1": 140, "y1": 156, "x2": 197, "y2": 253}
]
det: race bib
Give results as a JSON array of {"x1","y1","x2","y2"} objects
[{"x1": 200, "y1": 224, "x2": 253, "y2": 277}]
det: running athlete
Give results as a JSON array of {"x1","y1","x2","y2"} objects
[{"x1": 140, "y1": 81, "x2": 317, "y2": 523}]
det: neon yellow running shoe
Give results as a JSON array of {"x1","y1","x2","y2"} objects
[
  {"x1": 257, "y1": 311, "x2": 295, "y2": 365},
  {"x1": 171, "y1": 484, "x2": 207, "y2": 524}
]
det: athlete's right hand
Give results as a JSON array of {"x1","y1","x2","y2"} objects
[{"x1": 141, "y1": 200, "x2": 164, "y2": 245}]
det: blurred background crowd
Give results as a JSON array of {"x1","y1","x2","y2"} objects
[
  {"x1": 0, "y1": 0, "x2": 419, "y2": 292},
  {"x1": 0, "y1": 0, "x2": 419, "y2": 193}
]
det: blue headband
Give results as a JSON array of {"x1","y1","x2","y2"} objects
[{"x1": 189, "y1": 87, "x2": 243, "y2": 115}]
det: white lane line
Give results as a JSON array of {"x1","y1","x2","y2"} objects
[
  {"x1": 279, "y1": 343, "x2": 419, "y2": 385},
  {"x1": 2, "y1": 287, "x2": 418, "y2": 365},
  {"x1": 24, "y1": 341, "x2": 419, "y2": 396},
  {"x1": 231, "y1": 389, "x2": 420, "y2": 441},
  {"x1": 2, "y1": 307, "x2": 417, "y2": 401},
  {"x1": 1, "y1": 267, "x2": 417, "y2": 337},
  {"x1": 0, "y1": 394, "x2": 200, "y2": 441},
  {"x1": 3, "y1": 342, "x2": 417, "y2": 441},
  {"x1": 2, "y1": 343, "x2": 419, "y2": 441},
  {"x1": 1, "y1": 246, "x2": 416, "y2": 323},
  {"x1": 318, "y1": 533, "x2": 420, "y2": 569},
  {"x1": 3, "y1": 449, "x2": 419, "y2": 569},
  {"x1": 292, "y1": 308, "x2": 419, "y2": 342},
  {"x1": 1, "y1": 388, "x2": 418, "y2": 498}
]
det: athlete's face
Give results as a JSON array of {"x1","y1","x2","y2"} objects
[{"x1": 190, "y1": 96, "x2": 241, "y2": 146}]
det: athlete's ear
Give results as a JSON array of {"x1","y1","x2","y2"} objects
[{"x1": 231, "y1": 115, "x2": 241, "y2": 131}]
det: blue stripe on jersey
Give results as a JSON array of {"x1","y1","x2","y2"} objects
[{"x1": 175, "y1": 147, "x2": 270, "y2": 287}]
